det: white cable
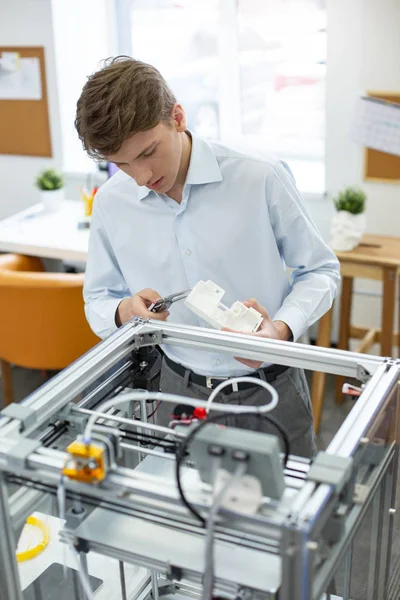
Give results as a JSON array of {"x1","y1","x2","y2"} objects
[
  {"x1": 57, "y1": 473, "x2": 94, "y2": 600},
  {"x1": 57, "y1": 474, "x2": 67, "y2": 581},
  {"x1": 205, "y1": 377, "x2": 278, "y2": 415},
  {"x1": 202, "y1": 461, "x2": 247, "y2": 600},
  {"x1": 82, "y1": 389, "x2": 278, "y2": 443},
  {"x1": 67, "y1": 540, "x2": 94, "y2": 600}
]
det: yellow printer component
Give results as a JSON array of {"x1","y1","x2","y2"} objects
[{"x1": 63, "y1": 440, "x2": 106, "y2": 483}]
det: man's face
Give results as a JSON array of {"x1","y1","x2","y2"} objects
[{"x1": 107, "y1": 107, "x2": 187, "y2": 194}]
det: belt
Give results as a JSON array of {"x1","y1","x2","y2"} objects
[{"x1": 164, "y1": 355, "x2": 289, "y2": 395}]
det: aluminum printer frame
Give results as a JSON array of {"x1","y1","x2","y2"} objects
[{"x1": 0, "y1": 318, "x2": 399, "y2": 600}]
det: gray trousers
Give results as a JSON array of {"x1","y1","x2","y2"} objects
[{"x1": 158, "y1": 358, "x2": 317, "y2": 459}]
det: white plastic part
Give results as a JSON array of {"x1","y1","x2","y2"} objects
[
  {"x1": 213, "y1": 468, "x2": 263, "y2": 515},
  {"x1": 342, "y1": 383, "x2": 363, "y2": 397},
  {"x1": 184, "y1": 280, "x2": 263, "y2": 333}
]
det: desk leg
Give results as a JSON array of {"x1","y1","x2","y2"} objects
[
  {"x1": 398, "y1": 275, "x2": 400, "y2": 359},
  {"x1": 335, "y1": 276, "x2": 353, "y2": 403},
  {"x1": 381, "y1": 267, "x2": 396, "y2": 358},
  {"x1": 311, "y1": 308, "x2": 333, "y2": 434},
  {"x1": 0, "y1": 359, "x2": 13, "y2": 407}
]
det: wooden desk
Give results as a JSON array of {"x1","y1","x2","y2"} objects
[{"x1": 312, "y1": 234, "x2": 400, "y2": 433}]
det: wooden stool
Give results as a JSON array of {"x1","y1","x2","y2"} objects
[{"x1": 311, "y1": 234, "x2": 400, "y2": 433}]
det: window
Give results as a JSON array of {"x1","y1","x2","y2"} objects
[
  {"x1": 53, "y1": 0, "x2": 326, "y2": 192},
  {"x1": 236, "y1": 0, "x2": 326, "y2": 192},
  {"x1": 51, "y1": 0, "x2": 116, "y2": 173},
  {"x1": 129, "y1": 0, "x2": 221, "y2": 140},
  {"x1": 122, "y1": 0, "x2": 326, "y2": 193},
  {"x1": 237, "y1": 1, "x2": 326, "y2": 149}
]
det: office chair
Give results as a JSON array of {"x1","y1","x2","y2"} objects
[{"x1": 0, "y1": 254, "x2": 100, "y2": 406}]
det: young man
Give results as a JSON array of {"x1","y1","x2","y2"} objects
[{"x1": 76, "y1": 56, "x2": 340, "y2": 458}]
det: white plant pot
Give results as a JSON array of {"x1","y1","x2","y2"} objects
[
  {"x1": 329, "y1": 210, "x2": 366, "y2": 252},
  {"x1": 40, "y1": 188, "x2": 63, "y2": 212}
]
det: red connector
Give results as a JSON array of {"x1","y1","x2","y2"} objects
[{"x1": 193, "y1": 407, "x2": 207, "y2": 420}]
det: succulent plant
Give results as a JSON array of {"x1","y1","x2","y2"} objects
[
  {"x1": 333, "y1": 186, "x2": 366, "y2": 215},
  {"x1": 35, "y1": 168, "x2": 64, "y2": 191}
]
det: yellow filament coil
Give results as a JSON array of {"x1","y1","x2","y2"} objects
[{"x1": 16, "y1": 516, "x2": 50, "y2": 562}]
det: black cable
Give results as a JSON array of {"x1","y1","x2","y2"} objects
[
  {"x1": 119, "y1": 426, "x2": 176, "y2": 450},
  {"x1": 146, "y1": 401, "x2": 161, "y2": 420},
  {"x1": 39, "y1": 421, "x2": 68, "y2": 446},
  {"x1": 120, "y1": 428, "x2": 174, "y2": 445},
  {"x1": 122, "y1": 431, "x2": 175, "y2": 446},
  {"x1": 175, "y1": 411, "x2": 291, "y2": 527}
]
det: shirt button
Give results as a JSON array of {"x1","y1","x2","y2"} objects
[
  {"x1": 216, "y1": 359, "x2": 221, "y2": 366},
  {"x1": 185, "y1": 249, "x2": 192, "y2": 256}
]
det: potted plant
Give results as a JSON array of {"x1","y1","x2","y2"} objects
[
  {"x1": 329, "y1": 186, "x2": 367, "y2": 252},
  {"x1": 35, "y1": 168, "x2": 64, "y2": 212}
]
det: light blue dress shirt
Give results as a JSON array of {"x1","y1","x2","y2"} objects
[{"x1": 84, "y1": 132, "x2": 340, "y2": 377}]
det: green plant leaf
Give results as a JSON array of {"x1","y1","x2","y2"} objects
[
  {"x1": 333, "y1": 186, "x2": 366, "y2": 214},
  {"x1": 34, "y1": 168, "x2": 64, "y2": 190}
]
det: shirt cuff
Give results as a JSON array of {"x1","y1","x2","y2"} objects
[
  {"x1": 86, "y1": 298, "x2": 125, "y2": 340},
  {"x1": 272, "y1": 305, "x2": 308, "y2": 342}
]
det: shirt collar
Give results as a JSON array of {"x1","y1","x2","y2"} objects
[{"x1": 138, "y1": 130, "x2": 222, "y2": 201}]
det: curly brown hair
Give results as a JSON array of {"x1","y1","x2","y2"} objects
[{"x1": 75, "y1": 56, "x2": 177, "y2": 160}]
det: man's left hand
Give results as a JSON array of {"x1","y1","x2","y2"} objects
[{"x1": 223, "y1": 298, "x2": 292, "y2": 369}]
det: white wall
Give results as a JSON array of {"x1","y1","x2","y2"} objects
[
  {"x1": 0, "y1": 0, "x2": 62, "y2": 218},
  {"x1": 307, "y1": 0, "x2": 400, "y2": 347},
  {"x1": 51, "y1": 0, "x2": 117, "y2": 174},
  {"x1": 326, "y1": 0, "x2": 400, "y2": 234}
]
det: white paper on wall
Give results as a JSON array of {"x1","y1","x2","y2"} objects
[
  {"x1": 0, "y1": 55, "x2": 42, "y2": 100},
  {"x1": 0, "y1": 51, "x2": 20, "y2": 72},
  {"x1": 350, "y1": 96, "x2": 400, "y2": 157}
]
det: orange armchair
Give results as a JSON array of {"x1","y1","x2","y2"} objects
[{"x1": 0, "y1": 254, "x2": 100, "y2": 406}]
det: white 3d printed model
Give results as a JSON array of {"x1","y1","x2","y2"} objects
[{"x1": 185, "y1": 280, "x2": 263, "y2": 333}]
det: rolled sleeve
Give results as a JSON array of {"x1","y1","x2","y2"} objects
[
  {"x1": 272, "y1": 304, "x2": 308, "y2": 342},
  {"x1": 84, "y1": 297, "x2": 123, "y2": 340},
  {"x1": 267, "y1": 163, "x2": 340, "y2": 335},
  {"x1": 83, "y1": 198, "x2": 131, "y2": 339}
]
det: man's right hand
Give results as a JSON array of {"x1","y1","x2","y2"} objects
[{"x1": 115, "y1": 288, "x2": 170, "y2": 327}]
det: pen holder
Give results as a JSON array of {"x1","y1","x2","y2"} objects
[{"x1": 82, "y1": 194, "x2": 94, "y2": 217}]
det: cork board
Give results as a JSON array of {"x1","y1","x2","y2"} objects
[
  {"x1": 364, "y1": 91, "x2": 400, "y2": 183},
  {"x1": 0, "y1": 46, "x2": 52, "y2": 157}
]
